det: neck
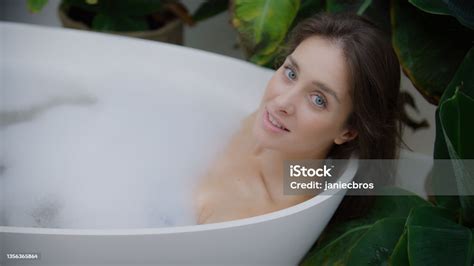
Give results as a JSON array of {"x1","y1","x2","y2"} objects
[
  {"x1": 243, "y1": 112, "x2": 329, "y2": 202},
  {"x1": 250, "y1": 141, "x2": 328, "y2": 177}
]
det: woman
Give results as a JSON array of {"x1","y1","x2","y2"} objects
[{"x1": 193, "y1": 12, "x2": 403, "y2": 224}]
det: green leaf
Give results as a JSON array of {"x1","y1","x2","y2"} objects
[
  {"x1": 440, "y1": 89, "x2": 474, "y2": 160},
  {"x1": 301, "y1": 225, "x2": 371, "y2": 265},
  {"x1": 302, "y1": 218, "x2": 406, "y2": 266},
  {"x1": 346, "y1": 218, "x2": 406, "y2": 266},
  {"x1": 248, "y1": 51, "x2": 282, "y2": 69},
  {"x1": 406, "y1": 206, "x2": 472, "y2": 266},
  {"x1": 471, "y1": 229, "x2": 474, "y2": 264},
  {"x1": 27, "y1": 0, "x2": 48, "y2": 13},
  {"x1": 438, "y1": 46, "x2": 474, "y2": 104},
  {"x1": 231, "y1": 0, "x2": 300, "y2": 66},
  {"x1": 432, "y1": 107, "x2": 461, "y2": 209},
  {"x1": 91, "y1": 14, "x2": 149, "y2": 32},
  {"x1": 391, "y1": 0, "x2": 474, "y2": 105},
  {"x1": 316, "y1": 188, "x2": 428, "y2": 251},
  {"x1": 193, "y1": 0, "x2": 229, "y2": 22},
  {"x1": 440, "y1": 89, "x2": 474, "y2": 225},
  {"x1": 406, "y1": 206, "x2": 459, "y2": 228},
  {"x1": 409, "y1": 0, "x2": 474, "y2": 30},
  {"x1": 408, "y1": 226, "x2": 472, "y2": 266},
  {"x1": 390, "y1": 230, "x2": 409, "y2": 266},
  {"x1": 366, "y1": 187, "x2": 432, "y2": 221},
  {"x1": 315, "y1": 217, "x2": 374, "y2": 252},
  {"x1": 433, "y1": 48, "x2": 474, "y2": 225}
]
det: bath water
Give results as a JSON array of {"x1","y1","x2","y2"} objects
[{"x1": 0, "y1": 61, "x2": 265, "y2": 229}]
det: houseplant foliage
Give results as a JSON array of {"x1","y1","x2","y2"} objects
[
  {"x1": 26, "y1": 0, "x2": 231, "y2": 45},
  {"x1": 226, "y1": 0, "x2": 474, "y2": 265},
  {"x1": 26, "y1": 0, "x2": 228, "y2": 32}
]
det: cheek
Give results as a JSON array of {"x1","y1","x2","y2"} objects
[
  {"x1": 262, "y1": 73, "x2": 284, "y2": 101},
  {"x1": 297, "y1": 112, "x2": 340, "y2": 141}
]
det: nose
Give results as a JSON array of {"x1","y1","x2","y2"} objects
[{"x1": 274, "y1": 89, "x2": 297, "y2": 116}]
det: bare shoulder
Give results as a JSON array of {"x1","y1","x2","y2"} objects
[
  {"x1": 193, "y1": 172, "x2": 275, "y2": 224},
  {"x1": 192, "y1": 175, "x2": 217, "y2": 224}
]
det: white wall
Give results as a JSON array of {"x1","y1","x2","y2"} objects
[{"x1": 0, "y1": 0, "x2": 436, "y2": 156}]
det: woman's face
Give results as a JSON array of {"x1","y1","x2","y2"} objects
[{"x1": 253, "y1": 36, "x2": 357, "y2": 158}]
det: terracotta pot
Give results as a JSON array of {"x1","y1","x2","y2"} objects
[{"x1": 57, "y1": 4, "x2": 183, "y2": 45}]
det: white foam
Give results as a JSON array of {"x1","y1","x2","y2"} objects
[
  {"x1": 1, "y1": 57, "x2": 269, "y2": 229},
  {"x1": 1, "y1": 23, "x2": 274, "y2": 229}
]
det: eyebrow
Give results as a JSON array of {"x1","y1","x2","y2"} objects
[{"x1": 287, "y1": 55, "x2": 341, "y2": 104}]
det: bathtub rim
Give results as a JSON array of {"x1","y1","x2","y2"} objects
[
  {"x1": 0, "y1": 155, "x2": 358, "y2": 236},
  {"x1": 0, "y1": 21, "x2": 271, "y2": 75}
]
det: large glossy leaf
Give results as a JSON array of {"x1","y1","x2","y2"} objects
[
  {"x1": 389, "y1": 230, "x2": 409, "y2": 265},
  {"x1": 406, "y1": 206, "x2": 458, "y2": 227},
  {"x1": 409, "y1": 0, "x2": 474, "y2": 30},
  {"x1": 440, "y1": 90, "x2": 474, "y2": 159},
  {"x1": 231, "y1": 0, "x2": 300, "y2": 66},
  {"x1": 391, "y1": 0, "x2": 473, "y2": 105},
  {"x1": 409, "y1": 226, "x2": 473, "y2": 266},
  {"x1": 432, "y1": 107, "x2": 460, "y2": 209},
  {"x1": 304, "y1": 188, "x2": 429, "y2": 265},
  {"x1": 432, "y1": 48, "x2": 474, "y2": 225},
  {"x1": 440, "y1": 90, "x2": 474, "y2": 225},
  {"x1": 346, "y1": 218, "x2": 406, "y2": 265},
  {"x1": 300, "y1": 225, "x2": 370, "y2": 265},
  {"x1": 301, "y1": 218, "x2": 406, "y2": 265},
  {"x1": 406, "y1": 206, "x2": 473, "y2": 266},
  {"x1": 432, "y1": 82, "x2": 460, "y2": 209},
  {"x1": 438, "y1": 47, "x2": 474, "y2": 104},
  {"x1": 316, "y1": 187, "x2": 429, "y2": 250},
  {"x1": 366, "y1": 187, "x2": 432, "y2": 220},
  {"x1": 471, "y1": 229, "x2": 474, "y2": 264}
]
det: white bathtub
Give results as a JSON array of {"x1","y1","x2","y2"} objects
[{"x1": 0, "y1": 22, "x2": 360, "y2": 265}]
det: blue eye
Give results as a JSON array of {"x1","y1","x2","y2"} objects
[
  {"x1": 284, "y1": 67, "x2": 296, "y2": 80},
  {"x1": 311, "y1": 94, "x2": 327, "y2": 107}
]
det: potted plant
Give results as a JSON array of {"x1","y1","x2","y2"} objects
[{"x1": 27, "y1": 0, "x2": 229, "y2": 45}]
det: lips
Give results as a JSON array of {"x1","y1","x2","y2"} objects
[{"x1": 263, "y1": 108, "x2": 290, "y2": 132}]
